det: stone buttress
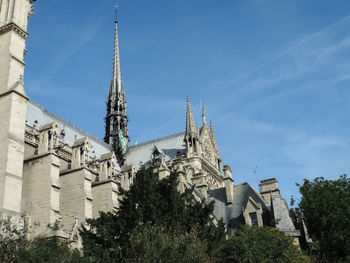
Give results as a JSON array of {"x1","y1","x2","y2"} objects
[{"x1": 0, "y1": 0, "x2": 35, "y2": 216}]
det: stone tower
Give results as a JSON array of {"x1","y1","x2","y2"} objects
[
  {"x1": 0, "y1": 0, "x2": 35, "y2": 215},
  {"x1": 104, "y1": 13, "x2": 129, "y2": 166}
]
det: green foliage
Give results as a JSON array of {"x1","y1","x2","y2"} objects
[
  {"x1": 15, "y1": 237, "x2": 81, "y2": 263},
  {"x1": 80, "y1": 168, "x2": 225, "y2": 262},
  {"x1": 289, "y1": 206, "x2": 308, "y2": 250},
  {"x1": 123, "y1": 225, "x2": 214, "y2": 263},
  {"x1": 0, "y1": 217, "x2": 26, "y2": 263},
  {"x1": 0, "y1": 218, "x2": 80, "y2": 263},
  {"x1": 290, "y1": 195, "x2": 296, "y2": 207},
  {"x1": 298, "y1": 175, "x2": 350, "y2": 262},
  {"x1": 213, "y1": 225, "x2": 307, "y2": 263},
  {"x1": 81, "y1": 168, "x2": 306, "y2": 262}
]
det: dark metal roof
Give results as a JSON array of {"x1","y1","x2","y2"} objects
[{"x1": 126, "y1": 132, "x2": 186, "y2": 168}]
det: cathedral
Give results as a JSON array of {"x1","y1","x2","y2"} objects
[{"x1": 0, "y1": 0, "x2": 299, "y2": 243}]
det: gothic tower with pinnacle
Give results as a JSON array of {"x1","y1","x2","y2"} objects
[
  {"x1": 0, "y1": 0, "x2": 35, "y2": 216},
  {"x1": 104, "y1": 12, "x2": 129, "y2": 166}
]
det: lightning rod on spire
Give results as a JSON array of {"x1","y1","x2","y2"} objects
[
  {"x1": 114, "y1": 4, "x2": 118, "y2": 23},
  {"x1": 114, "y1": 0, "x2": 121, "y2": 23}
]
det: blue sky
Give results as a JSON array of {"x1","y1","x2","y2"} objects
[{"x1": 25, "y1": 0, "x2": 350, "y2": 203}]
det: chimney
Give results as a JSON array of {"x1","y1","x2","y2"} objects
[
  {"x1": 259, "y1": 178, "x2": 281, "y2": 205},
  {"x1": 223, "y1": 165, "x2": 234, "y2": 204}
]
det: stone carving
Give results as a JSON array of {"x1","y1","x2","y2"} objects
[{"x1": 203, "y1": 138, "x2": 212, "y2": 160}]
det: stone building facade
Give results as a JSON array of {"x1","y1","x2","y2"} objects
[{"x1": 0, "y1": 0, "x2": 299, "y2": 242}]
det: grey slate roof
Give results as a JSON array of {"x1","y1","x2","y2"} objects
[
  {"x1": 208, "y1": 187, "x2": 228, "y2": 224},
  {"x1": 26, "y1": 100, "x2": 114, "y2": 164},
  {"x1": 126, "y1": 132, "x2": 186, "y2": 169},
  {"x1": 272, "y1": 196, "x2": 296, "y2": 231},
  {"x1": 208, "y1": 183, "x2": 270, "y2": 233}
]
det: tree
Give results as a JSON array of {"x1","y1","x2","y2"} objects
[
  {"x1": 298, "y1": 175, "x2": 350, "y2": 262},
  {"x1": 80, "y1": 168, "x2": 225, "y2": 262},
  {"x1": 0, "y1": 216, "x2": 26, "y2": 263},
  {"x1": 15, "y1": 236, "x2": 81, "y2": 263},
  {"x1": 0, "y1": 218, "x2": 80, "y2": 263},
  {"x1": 289, "y1": 205, "x2": 309, "y2": 251},
  {"x1": 123, "y1": 225, "x2": 214, "y2": 263},
  {"x1": 213, "y1": 225, "x2": 307, "y2": 263}
]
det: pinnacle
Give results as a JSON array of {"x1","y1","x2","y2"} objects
[
  {"x1": 202, "y1": 106, "x2": 207, "y2": 125},
  {"x1": 210, "y1": 120, "x2": 218, "y2": 151},
  {"x1": 186, "y1": 96, "x2": 196, "y2": 136}
]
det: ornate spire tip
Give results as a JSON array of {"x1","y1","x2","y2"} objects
[
  {"x1": 114, "y1": 4, "x2": 119, "y2": 23},
  {"x1": 202, "y1": 106, "x2": 207, "y2": 124}
]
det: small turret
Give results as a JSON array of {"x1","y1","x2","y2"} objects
[
  {"x1": 99, "y1": 152, "x2": 118, "y2": 181},
  {"x1": 71, "y1": 137, "x2": 91, "y2": 169},
  {"x1": 38, "y1": 122, "x2": 60, "y2": 154},
  {"x1": 184, "y1": 96, "x2": 199, "y2": 156}
]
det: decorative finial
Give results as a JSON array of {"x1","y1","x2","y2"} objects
[
  {"x1": 186, "y1": 95, "x2": 192, "y2": 114},
  {"x1": 186, "y1": 95, "x2": 196, "y2": 136},
  {"x1": 210, "y1": 120, "x2": 217, "y2": 143},
  {"x1": 114, "y1": 4, "x2": 118, "y2": 23},
  {"x1": 202, "y1": 106, "x2": 207, "y2": 124}
]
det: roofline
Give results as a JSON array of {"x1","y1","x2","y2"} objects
[
  {"x1": 245, "y1": 183, "x2": 270, "y2": 207},
  {"x1": 28, "y1": 100, "x2": 112, "y2": 149},
  {"x1": 229, "y1": 182, "x2": 270, "y2": 208},
  {"x1": 127, "y1": 131, "x2": 185, "y2": 152},
  {"x1": 260, "y1": 178, "x2": 278, "y2": 184}
]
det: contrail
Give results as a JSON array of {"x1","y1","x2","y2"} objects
[{"x1": 223, "y1": 14, "x2": 350, "y2": 89}]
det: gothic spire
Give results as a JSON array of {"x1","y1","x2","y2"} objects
[
  {"x1": 111, "y1": 9, "x2": 123, "y2": 95},
  {"x1": 105, "y1": 8, "x2": 129, "y2": 166},
  {"x1": 186, "y1": 96, "x2": 196, "y2": 137}
]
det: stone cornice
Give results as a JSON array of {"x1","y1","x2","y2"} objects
[
  {"x1": 60, "y1": 167, "x2": 85, "y2": 176},
  {"x1": 0, "y1": 22, "x2": 29, "y2": 39},
  {"x1": 11, "y1": 54, "x2": 25, "y2": 66},
  {"x1": 201, "y1": 158, "x2": 222, "y2": 180},
  {"x1": 24, "y1": 152, "x2": 58, "y2": 163},
  {"x1": 92, "y1": 179, "x2": 117, "y2": 187},
  {"x1": 0, "y1": 209, "x2": 21, "y2": 216},
  {"x1": 260, "y1": 189, "x2": 280, "y2": 195},
  {"x1": 0, "y1": 88, "x2": 29, "y2": 101}
]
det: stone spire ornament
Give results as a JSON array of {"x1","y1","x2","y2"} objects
[
  {"x1": 111, "y1": 5, "x2": 123, "y2": 95},
  {"x1": 104, "y1": 6, "x2": 129, "y2": 166},
  {"x1": 210, "y1": 120, "x2": 219, "y2": 153},
  {"x1": 184, "y1": 96, "x2": 200, "y2": 156},
  {"x1": 202, "y1": 106, "x2": 207, "y2": 126},
  {"x1": 186, "y1": 96, "x2": 197, "y2": 137}
]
